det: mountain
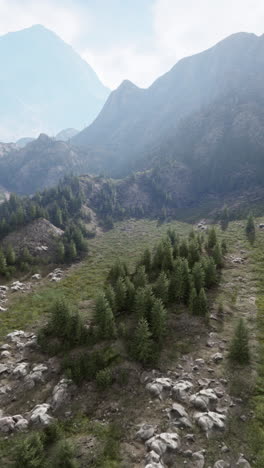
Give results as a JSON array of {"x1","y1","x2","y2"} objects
[
  {"x1": 56, "y1": 128, "x2": 79, "y2": 141},
  {"x1": 16, "y1": 137, "x2": 35, "y2": 148},
  {"x1": 0, "y1": 142, "x2": 16, "y2": 158},
  {"x1": 0, "y1": 25, "x2": 110, "y2": 141},
  {"x1": 72, "y1": 32, "x2": 264, "y2": 175},
  {"x1": 0, "y1": 134, "x2": 89, "y2": 194}
]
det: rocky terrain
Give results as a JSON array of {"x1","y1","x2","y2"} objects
[
  {"x1": 2, "y1": 218, "x2": 64, "y2": 258},
  {"x1": 0, "y1": 220, "x2": 258, "y2": 466}
]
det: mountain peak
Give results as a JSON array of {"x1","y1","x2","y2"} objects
[{"x1": 118, "y1": 80, "x2": 140, "y2": 91}]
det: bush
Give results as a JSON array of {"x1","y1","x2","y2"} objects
[
  {"x1": 43, "y1": 422, "x2": 62, "y2": 445},
  {"x1": 96, "y1": 367, "x2": 113, "y2": 390},
  {"x1": 52, "y1": 439, "x2": 78, "y2": 468},
  {"x1": 15, "y1": 433, "x2": 45, "y2": 468}
]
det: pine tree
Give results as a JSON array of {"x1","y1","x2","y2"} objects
[
  {"x1": 173, "y1": 243, "x2": 179, "y2": 259},
  {"x1": 197, "y1": 288, "x2": 208, "y2": 316},
  {"x1": 94, "y1": 293, "x2": 116, "y2": 339},
  {"x1": 140, "y1": 248, "x2": 152, "y2": 273},
  {"x1": 182, "y1": 259, "x2": 191, "y2": 304},
  {"x1": 108, "y1": 259, "x2": 127, "y2": 285},
  {"x1": 167, "y1": 228, "x2": 177, "y2": 246},
  {"x1": 150, "y1": 298, "x2": 167, "y2": 342},
  {"x1": 213, "y1": 242, "x2": 223, "y2": 268},
  {"x1": 21, "y1": 247, "x2": 32, "y2": 264},
  {"x1": 124, "y1": 277, "x2": 135, "y2": 312},
  {"x1": 114, "y1": 277, "x2": 127, "y2": 312},
  {"x1": 67, "y1": 240, "x2": 77, "y2": 261},
  {"x1": 220, "y1": 205, "x2": 229, "y2": 231},
  {"x1": 179, "y1": 240, "x2": 189, "y2": 259},
  {"x1": 0, "y1": 248, "x2": 7, "y2": 274},
  {"x1": 207, "y1": 227, "x2": 217, "y2": 249},
  {"x1": 189, "y1": 287, "x2": 199, "y2": 315},
  {"x1": 229, "y1": 319, "x2": 250, "y2": 364},
  {"x1": 221, "y1": 239, "x2": 228, "y2": 255},
  {"x1": 188, "y1": 240, "x2": 200, "y2": 268},
  {"x1": 162, "y1": 240, "x2": 174, "y2": 271},
  {"x1": 134, "y1": 288, "x2": 147, "y2": 320},
  {"x1": 50, "y1": 298, "x2": 71, "y2": 337},
  {"x1": 169, "y1": 259, "x2": 183, "y2": 303},
  {"x1": 152, "y1": 242, "x2": 164, "y2": 272},
  {"x1": 245, "y1": 214, "x2": 255, "y2": 244},
  {"x1": 202, "y1": 257, "x2": 217, "y2": 288},
  {"x1": 133, "y1": 265, "x2": 148, "y2": 289},
  {"x1": 192, "y1": 262, "x2": 205, "y2": 293},
  {"x1": 56, "y1": 241, "x2": 65, "y2": 263},
  {"x1": 104, "y1": 285, "x2": 116, "y2": 314},
  {"x1": 6, "y1": 244, "x2": 16, "y2": 265},
  {"x1": 154, "y1": 271, "x2": 169, "y2": 305},
  {"x1": 133, "y1": 318, "x2": 152, "y2": 364}
]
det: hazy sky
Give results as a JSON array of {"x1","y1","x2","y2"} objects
[{"x1": 0, "y1": 0, "x2": 263, "y2": 89}]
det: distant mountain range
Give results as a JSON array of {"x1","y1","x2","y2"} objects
[
  {"x1": 72, "y1": 32, "x2": 264, "y2": 174},
  {"x1": 1, "y1": 31, "x2": 264, "y2": 216},
  {"x1": 0, "y1": 25, "x2": 110, "y2": 142}
]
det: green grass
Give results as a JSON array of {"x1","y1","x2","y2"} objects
[{"x1": 0, "y1": 219, "x2": 191, "y2": 340}]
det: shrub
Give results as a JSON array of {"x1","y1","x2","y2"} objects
[
  {"x1": 96, "y1": 367, "x2": 113, "y2": 389},
  {"x1": 15, "y1": 433, "x2": 45, "y2": 468}
]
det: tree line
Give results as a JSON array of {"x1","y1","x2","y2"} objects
[{"x1": 39, "y1": 226, "x2": 226, "y2": 386}]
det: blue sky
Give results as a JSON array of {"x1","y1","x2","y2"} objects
[{"x1": 0, "y1": 0, "x2": 263, "y2": 88}]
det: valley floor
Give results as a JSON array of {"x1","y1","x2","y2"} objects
[{"x1": 0, "y1": 219, "x2": 263, "y2": 466}]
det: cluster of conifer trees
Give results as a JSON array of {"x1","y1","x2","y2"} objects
[
  {"x1": 0, "y1": 177, "x2": 89, "y2": 276},
  {"x1": 93, "y1": 226, "x2": 226, "y2": 365},
  {"x1": 39, "y1": 226, "x2": 226, "y2": 385},
  {"x1": 0, "y1": 176, "x2": 84, "y2": 239}
]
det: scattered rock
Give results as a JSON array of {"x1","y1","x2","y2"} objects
[
  {"x1": 136, "y1": 424, "x2": 156, "y2": 441},
  {"x1": 214, "y1": 461, "x2": 230, "y2": 468},
  {"x1": 212, "y1": 353, "x2": 223, "y2": 363},
  {"x1": 30, "y1": 404, "x2": 54, "y2": 426},
  {"x1": 146, "y1": 432, "x2": 180, "y2": 456},
  {"x1": 32, "y1": 274, "x2": 41, "y2": 280},
  {"x1": 190, "y1": 389, "x2": 218, "y2": 411},
  {"x1": 51, "y1": 379, "x2": 72, "y2": 410},
  {"x1": 13, "y1": 362, "x2": 29, "y2": 378},
  {"x1": 194, "y1": 411, "x2": 226, "y2": 434},
  {"x1": 172, "y1": 380, "x2": 193, "y2": 402},
  {"x1": 0, "y1": 416, "x2": 15, "y2": 433},
  {"x1": 236, "y1": 455, "x2": 251, "y2": 467}
]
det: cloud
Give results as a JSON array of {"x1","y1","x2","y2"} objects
[
  {"x1": 82, "y1": 0, "x2": 264, "y2": 89},
  {"x1": 82, "y1": 46, "x2": 168, "y2": 89},
  {"x1": 152, "y1": 0, "x2": 264, "y2": 60},
  {"x1": 0, "y1": 0, "x2": 263, "y2": 89},
  {"x1": 0, "y1": 0, "x2": 92, "y2": 44}
]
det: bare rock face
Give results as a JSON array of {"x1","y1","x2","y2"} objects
[
  {"x1": 30, "y1": 404, "x2": 54, "y2": 426},
  {"x1": 2, "y1": 218, "x2": 63, "y2": 257},
  {"x1": 172, "y1": 380, "x2": 193, "y2": 402},
  {"x1": 194, "y1": 411, "x2": 226, "y2": 434},
  {"x1": 51, "y1": 379, "x2": 73, "y2": 410},
  {"x1": 213, "y1": 460, "x2": 230, "y2": 468},
  {"x1": 146, "y1": 432, "x2": 181, "y2": 456},
  {"x1": 190, "y1": 389, "x2": 218, "y2": 411},
  {"x1": 136, "y1": 424, "x2": 156, "y2": 441},
  {"x1": 236, "y1": 455, "x2": 252, "y2": 467},
  {"x1": 146, "y1": 378, "x2": 173, "y2": 399}
]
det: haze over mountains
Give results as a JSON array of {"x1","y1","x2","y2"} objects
[
  {"x1": 72, "y1": 32, "x2": 264, "y2": 174},
  {"x1": 0, "y1": 25, "x2": 110, "y2": 142},
  {"x1": 1, "y1": 30, "x2": 264, "y2": 215}
]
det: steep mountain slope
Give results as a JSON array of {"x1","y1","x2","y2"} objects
[
  {"x1": 0, "y1": 25, "x2": 110, "y2": 141},
  {"x1": 56, "y1": 128, "x2": 79, "y2": 142},
  {"x1": 0, "y1": 134, "x2": 89, "y2": 194},
  {"x1": 72, "y1": 32, "x2": 264, "y2": 175}
]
